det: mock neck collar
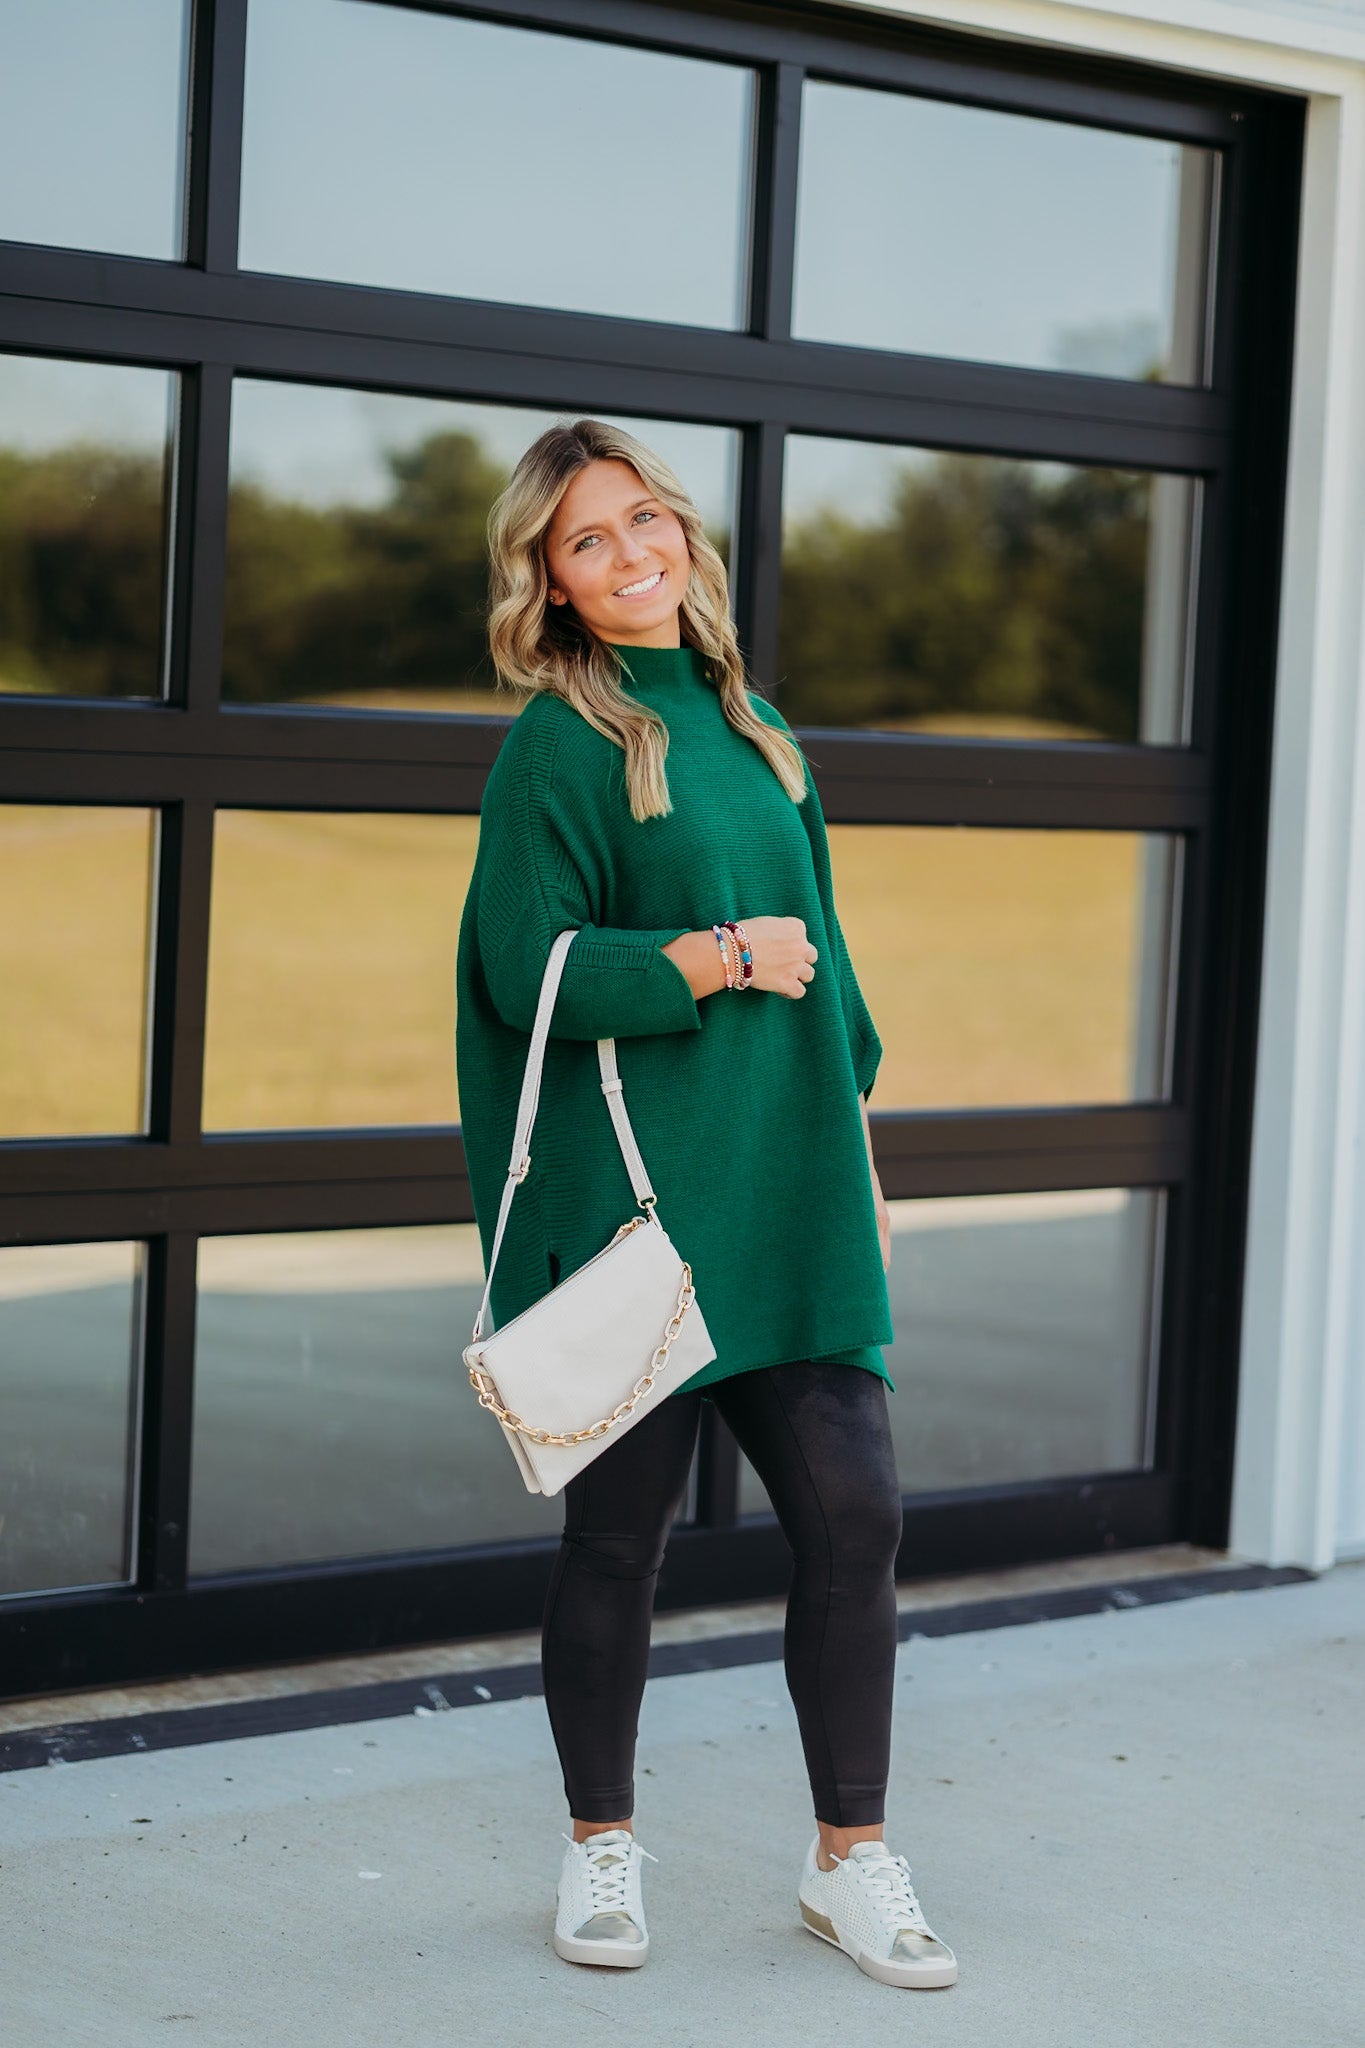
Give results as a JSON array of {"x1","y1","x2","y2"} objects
[{"x1": 606, "y1": 640, "x2": 710, "y2": 690}]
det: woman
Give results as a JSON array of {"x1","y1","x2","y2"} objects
[{"x1": 454, "y1": 419, "x2": 957, "y2": 1991}]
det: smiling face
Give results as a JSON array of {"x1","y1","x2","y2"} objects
[{"x1": 544, "y1": 458, "x2": 692, "y2": 648}]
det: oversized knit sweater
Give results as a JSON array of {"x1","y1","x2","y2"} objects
[{"x1": 454, "y1": 638, "x2": 895, "y2": 1399}]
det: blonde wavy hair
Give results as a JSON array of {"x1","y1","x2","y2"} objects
[{"x1": 485, "y1": 418, "x2": 808, "y2": 823}]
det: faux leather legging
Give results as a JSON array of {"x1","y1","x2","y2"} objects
[{"x1": 539, "y1": 1359, "x2": 903, "y2": 1827}]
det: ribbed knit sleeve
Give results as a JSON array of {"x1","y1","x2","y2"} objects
[{"x1": 475, "y1": 700, "x2": 703, "y2": 1042}]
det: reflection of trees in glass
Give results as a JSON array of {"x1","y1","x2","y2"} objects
[
  {"x1": 779, "y1": 454, "x2": 1148, "y2": 740},
  {"x1": 224, "y1": 426, "x2": 731, "y2": 706},
  {"x1": 224, "y1": 429, "x2": 509, "y2": 704},
  {"x1": 0, "y1": 422, "x2": 735, "y2": 708},
  {"x1": 0, "y1": 444, "x2": 169, "y2": 697}
]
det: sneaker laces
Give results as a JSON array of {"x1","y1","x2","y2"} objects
[
  {"x1": 561, "y1": 1831, "x2": 657, "y2": 1916},
  {"x1": 848, "y1": 1848, "x2": 933, "y2": 1934}
]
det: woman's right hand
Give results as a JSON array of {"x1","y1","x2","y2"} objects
[{"x1": 736, "y1": 915, "x2": 818, "y2": 998}]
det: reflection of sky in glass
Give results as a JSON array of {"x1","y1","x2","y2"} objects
[
  {"x1": 781, "y1": 436, "x2": 1070, "y2": 524},
  {"x1": 794, "y1": 81, "x2": 1204, "y2": 381},
  {"x1": 0, "y1": 0, "x2": 189, "y2": 259},
  {"x1": 0, "y1": 0, "x2": 1211, "y2": 406},
  {"x1": 228, "y1": 381, "x2": 738, "y2": 535},
  {"x1": 240, "y1": 0, "x2": 755, "y2": 329},
  {"x1": 0, "y1": 353, "x2": 175, "y2": 455}
]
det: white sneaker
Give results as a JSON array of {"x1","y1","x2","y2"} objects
[
  {"x1": 553, "y1": 1828, "x2": 657, "y2": 1968},
  {"x1": 798, "y1": 1835, "x2": 958, "y2": 1988}
]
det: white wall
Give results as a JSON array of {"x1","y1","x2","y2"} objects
[{"x1": 833, "y1": 0, "x2": 1365, "y2": 1565}]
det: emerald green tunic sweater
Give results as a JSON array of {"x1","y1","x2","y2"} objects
[{"x1": 454, "y1": 639, "x2": 895, "y2": 1399}]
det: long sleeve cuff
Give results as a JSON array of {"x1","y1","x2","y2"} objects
[{"x1": 488, "y1": 921, "x2": 702, "y2": 1040}]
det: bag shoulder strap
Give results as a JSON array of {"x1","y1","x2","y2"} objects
[{"x1": 470, "y1": 927, "x2": 658, "y2": 1343}]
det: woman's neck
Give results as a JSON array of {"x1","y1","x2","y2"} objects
[{"x1": 596, "y1": 615, "x2": 682, "y2": 651}]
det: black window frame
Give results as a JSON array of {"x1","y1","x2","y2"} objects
[{"x1": 0, "y1": 0, "x2": 1302, "y2": 1698}]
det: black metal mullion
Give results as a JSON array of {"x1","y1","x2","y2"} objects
[
  {"x1": 185, "y1": 0, "x2": 249, "y2": 276},
  {"x1": 135, "y1": 1232, "x2": 200, "y2": 1593},
  {"x1": 145, "y1": 800, "x2": 215, "y2": 1149},
  {"x1": 165, "y1": 362, "x2": 233, "y2": 715},
  {"x1": 0, "y1": 1130, "x2": 469, "y2": 1199},
  {"x1": 734, "y1": 420, "x2": 787, "y2": 692},
  {"x1": 728, "y1": 51, "x2": 797, "y2": 692},
  {"x1": 0, "y1": 1177, "x2": 469, "y2": 1249},
  {"x1": 749, "y1": 61, "x2": 802, "y2": 341},
  {"x1": 0, "y1": 260, "x2": 1231, "y2": 447},
  {"x1": 0, "y1": 1105, "x2": 1183, "y2": 1224},
  {"x1": 0, "y1": 733, "x2": 1207, "y2": 841},
  {"x1": 871, "y1": 1105, "x2": 1188, "y2": 1202}
]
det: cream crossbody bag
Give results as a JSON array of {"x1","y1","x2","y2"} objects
[{"x1": 464, "y1": 927, "x2": 717, "y2": 1496}]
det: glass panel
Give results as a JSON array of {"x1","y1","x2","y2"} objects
[
  {"x1": 190, "y1": 1225, "x2": 564, "y2": 1573},
  {"x1": 203, "y1": 811, "x2": 476, "y2": 1131},
  {"x1": 0, "y1": 354, "x2": 177, "y2": 701},
  {"x1": 0, "y1": 806, "x2": 157, "y2": 1138},
  {"x1": 0, "y1": 0, "x2": 190, "y2": 260},
  {"x1": 224, "y1": 382, "x2": 739, "y2": 713},
  {"x1": 740, "y1": 1188, "x2": 1163, "y2": 1509},
  {"x1": 829, "y1": 825, "x2": 1179, "y2": 1109},
  {"x1": 780, "y1": 437, "x2": 1198, "y2": 744},
  {"x1": 0, "y1": 1242, "x2": 143, "y2": 1598},
  {"x1": 240, "y1": 0, "x2": 756, "y2": 329},
  {"x1": 794, "y1": 81, "x2": 1216, "y2": 384}
]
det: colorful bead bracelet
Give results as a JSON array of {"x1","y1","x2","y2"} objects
[{"x1": 711, "y1": 920, "x2": 753, "y2": 991}]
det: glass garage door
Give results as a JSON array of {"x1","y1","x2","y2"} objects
[{"x1": 0, "y1": 0, "x2": 1300, "y2": 1690}]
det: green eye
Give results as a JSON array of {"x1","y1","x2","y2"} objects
[{"x1": 573, "y1": 509, "x2": 656, "y2": 552}]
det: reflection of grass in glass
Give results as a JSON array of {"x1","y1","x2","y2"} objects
[
  {"x1": 1, "y1": 805, "x2": 1150, "y2": 1139},
  {"x1": 203, "y1": 818, "x2": 1151, "y2": 1125},
  {"x1": 0, "y1": 808, "x2": 154, "y2": 1138},
  {"x1": 779, "y1": 454, "x2": 1151, "y2": 743},
  {"x1": 203, "y1": 812, "x2": 478, "y2": 1131},
  {"x1": 830, "y1": 826, "x2": 1152, "y2": 1109},
  {"x1": 292, "y1": 686, "x2": 517, "y2": 716},
  {"x1": 862, "y1": 712, "x2": 1106, "y2": 741}
]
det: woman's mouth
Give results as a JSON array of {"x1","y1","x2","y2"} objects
[{"x1": 613, "y1": 569, "x2": 665, "y2": 600}]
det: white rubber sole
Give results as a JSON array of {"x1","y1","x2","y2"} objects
[
  {"x1": 799, "y1": 1896, "x2": 958, "y2": 1989},
  {"x1": 552, "y1": 1926, "x2": 649, "y2": 1968}
]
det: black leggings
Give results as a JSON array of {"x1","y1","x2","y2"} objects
[{"x1": 539, "y1": 1359, "x2": 903, "y2": 1827}]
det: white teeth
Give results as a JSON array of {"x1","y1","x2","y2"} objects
[{"x1": 615, "y1": 570, "x2": 663, "y2": 598}]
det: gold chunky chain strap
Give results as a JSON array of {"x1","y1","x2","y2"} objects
[{"x1": 466, "y1": 1217, "x2": 699, "y2": 1446}]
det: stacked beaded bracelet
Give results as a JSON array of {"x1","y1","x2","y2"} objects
[
  {"x1": 711, "y1": 920, "x2": 754, "y2": 991},
  {"x1": 712, "y1": 923, "x2": 742, "y2": 989}
]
